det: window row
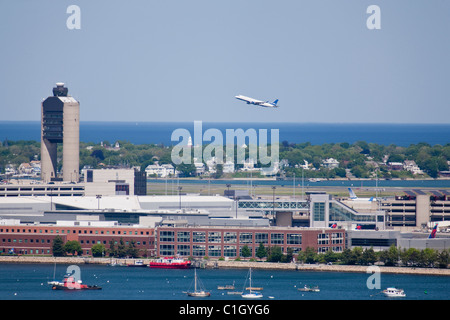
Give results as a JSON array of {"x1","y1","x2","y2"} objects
[
  {"x1": 159, "y1": 244, "x2": 304, "y2": 257},
  {"x1": 159, "y1": 231, "x2": 303, "y2": 245},
  {"x1": 0, "y1": 228, "x2": 151, "y2": 236}
]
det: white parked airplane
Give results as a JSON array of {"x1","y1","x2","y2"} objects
[
  {"x1": 235, "y1": 95, "x2": 279, "y2": 108},
  {"x1": 348, "y1": 188, "x2": 376, "y2": 202}
]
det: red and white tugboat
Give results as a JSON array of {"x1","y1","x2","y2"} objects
[{"x1": 51, "y1": 274, "x2": 101, "y2": 290}]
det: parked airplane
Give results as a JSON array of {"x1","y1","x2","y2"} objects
[
  {"x1": 235, "y1": 95, "x2": 279, "y2": 108},
  {"x1": 348, "y1": 188, "x2": 376, "y2": 202}
]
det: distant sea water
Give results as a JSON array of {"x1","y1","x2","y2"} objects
[{"x1": 0, "y1": 121, "x2": 450, "y2": 146}]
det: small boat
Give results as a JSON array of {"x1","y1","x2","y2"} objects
[
  {"x1": 241, "y1": 268, "x2": 263, "y2": 299},
  {"x1": 298, "y1": 285, "x2": 320, "y2": 292},
  {"x1": 127, "y1": 260, "x2": 147, "y2": 267},
  {"x1": 218, "y1": 281, "x2": 235, "y2": 290},
  {"x1": 149, "y1": 256, "x2": 191, "y2": 269},
  {"x1": 186, "y1": 269, "x2": 210, "y2": 297},
  {"x1": 227, "y1": 291, "x2": 244, "y2": 295},
  {"x1": 51, "y1": 275, "x2": 101, "y2": 290},
  {"x1": 246, "y1": 286, "x2": 264, "y2": 291},
  {"x1": 383, "y1": 287, "x2": 406, "y2": 297}
]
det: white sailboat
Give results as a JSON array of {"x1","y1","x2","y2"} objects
[
  {"x1": 241, "y1": 268, "x2": 263, "y2": 299},
  {"x1": 186, "y1": 269, "x2": 210, "y2": 297}
]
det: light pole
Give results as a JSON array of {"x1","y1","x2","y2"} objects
[
  {"x1": 272, "y1": 186, "x2": 276, "y2": 217},
  {"x1": 96, "y1": 194, "x2": 102, "y2": 210},
  {"x1": 178, "y1": 186, "x2": 182, "y2": 210}
]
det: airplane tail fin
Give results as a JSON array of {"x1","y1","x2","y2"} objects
[
  {"x1": 348, "y1": 188, "x2": 357, "y2": 199},
  {"x1": 272, "y1": 99, "x2": 279, "y2": 106},
  {"x1": 428, "y1": 223, "x2": 438, "y2": 239}
]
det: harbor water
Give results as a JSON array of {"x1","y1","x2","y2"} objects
[{"x1": 0, "y1": 263, "x2": 448, "y2": 300}]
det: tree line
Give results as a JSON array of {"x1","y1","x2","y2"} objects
[
  {"x1": 246, "y1": 244, "x2": 449, "y2": 269},
  {"x1": 2, "y1": 140, "x2": 449, "y2": 179},
  {"x1": 51, "y1": 236, "x2": 141, "y2": 258}
]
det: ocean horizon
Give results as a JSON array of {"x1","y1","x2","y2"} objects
[{"x1": 1, "y1": 121, "x2": 449, "y2": 147}]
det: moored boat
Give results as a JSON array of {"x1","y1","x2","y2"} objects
[
  {"x1": 298, "y1": 285, "x2": 320, "y2": 292},
  {"x1": 51, "y1": 275, "x2": 101, "y2": 290},
  {"x1": 186, "y1": 269, "x2": 210, "y2": 297},
  {"x1": 383, "y1": 287, "x2": 406, "y2": 297},
  {"x1": 149, "y1": 256, "x2": 191, "y2": 269},
  {"x1": 241, "y1": 268, "x2": 263, "y2": 299},
  {"x1": 218, "y1": 281, "x2": 235, "y2": 290},
  {"x1": 127, "y1": 259, "x2": 147, "y2": 267}
]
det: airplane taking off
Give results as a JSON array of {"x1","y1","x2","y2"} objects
[
  {"x1": 235, "y1": 95, "x2": 279, "y2": 108},
  {"x1": 348, "y1": 188, "x2": 376, "y2": 202}
]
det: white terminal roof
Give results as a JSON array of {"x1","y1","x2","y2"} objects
[{"x1": 0, "y1": 195, "x2": 233, "y2": 211}]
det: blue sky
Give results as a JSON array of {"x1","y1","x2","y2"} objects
[{"x1": 0, "y1": 1, "x2": 449, "y2": 123}]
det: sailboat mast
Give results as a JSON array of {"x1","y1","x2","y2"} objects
[
  {"x1": 249, "y1": 268, "x2": 252, "y2": 293},
  {"x1": 194, "y1": 269, "x2": 197, "y2": 292}
]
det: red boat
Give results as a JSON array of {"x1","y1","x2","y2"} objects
[
  {"x1": 149, "y1": 257, "x2": 191, "y2": 269},
  {"x1": 51, "y1": 275, "x2": 101, "y2": 290}
]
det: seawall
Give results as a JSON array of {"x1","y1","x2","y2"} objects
[{"x1": 0, "y1": 256, "x2": 449, "y2": 276}]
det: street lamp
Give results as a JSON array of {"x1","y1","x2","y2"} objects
[
  {"x1": 272, "y1": 186, "x2": 276, "y2": 217},
  {"x1": 96, "y1": 194, "x2": 102, "y2": 210},
  {"x1": 178, "y1": 186, "x2": 182, "y2": 210}
]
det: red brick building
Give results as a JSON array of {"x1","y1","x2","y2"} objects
[
  {"x1": 0, "y1": 224, "x2": 156, "y2": 257},
  {"x1": 1, "y1": 223, "x2": 344, "y2": 259},
  {"x1": 156, "y1": 226, "x2": 345, "y2": 259}
]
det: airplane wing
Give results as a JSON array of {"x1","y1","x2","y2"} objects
[{"x1": 235, "y1": 95, "x2": 264, "y2": 105}]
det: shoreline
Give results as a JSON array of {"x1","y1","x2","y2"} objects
[{"x1": 1, "y1": 256, "x2": 449, "y2": 276}]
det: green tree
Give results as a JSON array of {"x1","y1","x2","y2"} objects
[
  {"x1": 64, "y1": 240, "x2": 82, "y2": 256},
  {"x1": 267, "y1": 246, "x2": 283, "y2": 262},
  {"x1": 437, "y1": 249, "x2": 450, "y2": 268},
  {"x1": 323, "y1": 250, "x2": 339, "y2": 264},
  {"x1": 283, "y1": 247, "x2": 294, "y2": 263},
  {"x1": 401, "y1": 248, "x2": 420, "y2": 267},
  {"x1": 117, "y1": 238, "x2": 127, "y2": 258},
  {"x1": 362, "y1": 247, "x2": 377, "y2": 265},
  {"x1": 304, "y1": 247, "x2": 317, "y2": 264},
  {"x1": 108, "y1": 240, "x2": 116, "y2": 257},
  {"x1": 91, "y1": 243, "x2": 105, "y2": 257},
  {"x1": 241, "y1": 245, "x2": 251, "y2": 259},
  {"x1": 255, "y1": 243, "x2": 267, "y2": 260},
  {"x1": 176, "y1": 163, "x2": 196, "y2": 177},
  {"x1": 212, "y1": 163, "x2": 223, "y2": 179},
  {"x1": 419, "y1": 248, "x2": 438, "y2": 268},
  {"x1": 379, "y1": 244, "x2": 399, "y2": 266},
  {"x1": 126, "y1": 240, "x2": 140, "y2": 258},
  {"x1": 52, "y1": 236, "x2": 65, "y2": 257}
]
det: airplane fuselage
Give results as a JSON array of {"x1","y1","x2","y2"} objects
[{"x1": 235, "y1": 95, "x2": 279, "y2": 108}]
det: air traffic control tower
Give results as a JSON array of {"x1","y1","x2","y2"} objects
[{"x1": 41, "y1": 83, "x2": 80, "y2": 182}]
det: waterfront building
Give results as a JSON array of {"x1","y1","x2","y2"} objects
[
  {"x1": 41, "y1": 83, "x2": 80, "y2": 183},
  {"x1": 0, "y1": 219, "x2": 155, "y2": 256},
  {"x1": 156, "y1": 226, "x2": 345, "y2": 258}
]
